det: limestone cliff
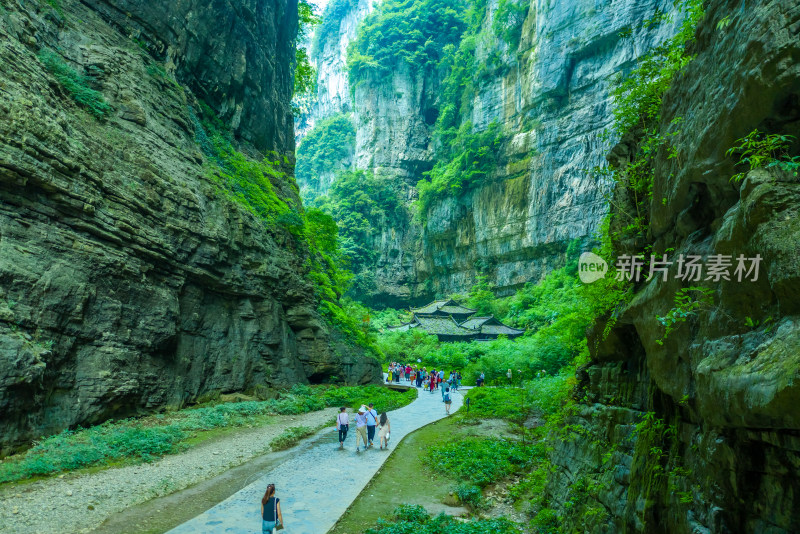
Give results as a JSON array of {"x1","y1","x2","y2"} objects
[
  {"x1": 0, "y1": 0, "x2": 380, "y2": 454},
  {"x1": 311, "y1": 0, "x2": 376, "y2": 125},
  {"x1": 545, "y1": 0, "x2": 800, "y2": 531},
  {"x1": 302, "y1": 0, "x2": 685, "y2": 303}
]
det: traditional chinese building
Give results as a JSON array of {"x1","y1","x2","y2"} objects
[{"x1": 387, "y1": 299, "x2": 525, "y2": 342}]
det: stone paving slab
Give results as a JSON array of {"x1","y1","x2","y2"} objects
[{"x1": 168, "y1": 382, "x2": 466, "y2": 534}]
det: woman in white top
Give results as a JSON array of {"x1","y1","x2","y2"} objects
[
  {"x1": 378, "y1": 412, "x2": 391, "y2": 450},
  {"x1": 336, "y1": 407, "x2": 349, "y2": 450}
]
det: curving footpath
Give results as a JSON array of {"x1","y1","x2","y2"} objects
[{"x1": 168, "y1": 382, "x2": 466, "y2": 534}]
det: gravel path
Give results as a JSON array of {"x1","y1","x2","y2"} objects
[
  {"x1": 0, "y1": 408, "x2": 338, "y2": 534},
  {"x1": 168, "y1": 384, "x2": 466, "y2": 534}
]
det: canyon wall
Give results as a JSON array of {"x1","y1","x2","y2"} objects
[
  {"x1": 302, "y1": 0, "x2": 685, "y2": 303},
  {"x1": 545, "y1": 0, "x2": 800, "y2": 531},
  {"x1": 0, "y1": 0, "x2": 380, "y2": 454}
]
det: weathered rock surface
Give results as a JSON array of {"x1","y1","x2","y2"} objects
[
  {"x1": 303, "y1": 0, "x2": 684, "y2": 302},
  {"x1": 545, "y1": 0, "x2": 800, "y2": 531},
  {"x1": 0, "y1": 0, "x2": 380, "y2": 454},
  {"x1": 82, "y1": 0, "x2": 297, "y2": 153},
  {"x1": 311, "y1": 0, "x2": 376, "y2": 126}
]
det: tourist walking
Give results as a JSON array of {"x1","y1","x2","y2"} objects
[
  {"x1": 507, "y1": 368, "x2": 513, "y2": 386},
  {"x1": 477, "y1": 372, "x2": 485, "y2": 387},
  {"x1": 355, "y1": 406, "x2": 368, "y2": 452},
  {"x1": 260, "y1": 483, "x2": 284, "y2": 533},
  {"x1": 378, "y1": 412, "x2": 391, "y2": 449},
  {"x1": 336, "y1": 407, "x2": 349, "y2": 450},
  {"x1": 405, "y1": 364, "x2": 411, "y2": 382},
  {"x1": 444, "y1": 385, "x2": 452, "y2": 415},
  {"x1": 366, "y1": 403, "x2": 378, "y2": 448}
]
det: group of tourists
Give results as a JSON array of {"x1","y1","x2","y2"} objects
[
  {"x1": 335, "y1": 402, "x2": 392, "y2": 452},
  {"x1": 386, "y1": 363, "x2": 462, "y2": 391}
]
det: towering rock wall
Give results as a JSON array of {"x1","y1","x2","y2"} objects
[
  {"x1": 303, "y1": 0, "x2": 684, "y2": 303},
  {"x1": 418, "y1": 0, "x2": 681, "y2": 297},
  {"x1": 311, "y1": 0, "x2": 376, "y2": 122},
  {"x1": 0, "y1": 0, "x2": 380, "y2": 454},
  {"x1": 545, "y1": 0, "x2": 800, "y2": 531}
]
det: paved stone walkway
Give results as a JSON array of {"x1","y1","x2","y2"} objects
[{"x1": 168, "y1": 382, "x2": 466, "y2": 534}]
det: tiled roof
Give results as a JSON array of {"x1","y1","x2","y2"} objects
[
  {"x1": 410, "y1": 300, "x2": 449, "y2": 314},
  {"x1": 387, "y1": 300, "x2": 525, "y2": 340},
  {"x1": 410, "y1": 299, "x2": 476, "y2": 315},
  {"x1": 413, "y1": 315, "x2": 474, "y2": 336},
  {"x1": 386, "y1": 322, "x2": 418, "y2": 332},
  {"x1": 480, "y1": 324, "x2": 525, "y2": 336},
  {"x1": 460, "y1": 316, "x2": 493, "y2": 329},
  {"x1": 439, "y1": 304, "x2": 477, "y2": 315}
]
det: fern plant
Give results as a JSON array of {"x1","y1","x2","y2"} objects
[{"x1": 725, "y1": 129, "x2": 799, "y2": 182}]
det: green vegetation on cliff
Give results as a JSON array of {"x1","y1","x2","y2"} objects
[
  {"x1": 296, "y1": 113, "x2": 356, "y2": 195},
  {"x1": 312, "y1": 0, "x2": 356, "y2": 57},
  {"x1": 294, "y1": 0, "x2": 320, "y2": 114},
  {"x1": 598, "y1": 0, "x2": 704, "y2": 243},
  {"x1": 346, "y1": 0, "x2": 471, "y2": 86},
  {"x1": 416, "y1": 121, "x2": 504, "y2": 217},
  {"x1": 38, "y1": 49, "x2": 112, "y2": 119},
  {"x1": 309, "y1": 170, "x2": 404, "y2": 295},
  {"x1": 189, "y1": 104, "x2": 379, "y2": 353}
]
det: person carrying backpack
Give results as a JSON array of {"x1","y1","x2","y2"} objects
[{"x1": 443, "y1": 386, "x2": 452, "y2": 415}]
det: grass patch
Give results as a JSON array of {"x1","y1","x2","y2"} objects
[
  {"x1": 269, "y1": 426, "x2": 315, "y2": 451},
  {"x1": 0, "y1": 384, "x2": 414, "y2": 484},
  {"x1": 38, "y1": 49, "x2": 112, "y2": 119},
  {"x1": 426, "y1": 437, "x2": 538, "y2": 488},
  {"x1": 364, "y1": 504, "x2": 520, "y2": 534},
  {"x1": 320, "y1": 384, "x2": 417, "y2": 412}
]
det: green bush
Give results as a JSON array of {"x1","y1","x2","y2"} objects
[
  {"x1": 364, "y1": 505, "x2": 521, "y2": 534},
  {"x1": 320, "y1": 384, "x2": 416, "y2": 412},
  {"x1": 0, "y1": 424, "x2": 185, "y2": 483},
  {"x1": 38, "y1": 49, "x2": 112, "y2": 119},
  {"x1": 461, "y1": 388, "x2": 528, "y2": 421},
  {"x1": 531, "y1": 508, "x2": 560, "y2": 534},
  {"x1": 296, "y1": 113, "x2": 356, "y2": 194},
  {"x1": 426, "y1": 437, "x2": 536, "y2": 487},
  {"x1": 346, "y1": 0, "x2": 470, "y2": 86},
  {"x1": 455, "y1": 483, "x2": 485, "y2": 509}
]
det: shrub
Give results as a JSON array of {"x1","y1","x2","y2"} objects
[
  {"x1": 38, "y1": 49, "x2": 112, "y2": 119},
  {"x1": 364, "y1": 505, "x2": 521, "y2": 534},
  {"x1": 426, "y1": 437, "x2": 536, "y2": 487},
  {"x1": 296, "y1": 113, "x2": 356, "y2": 193},
  {"x1": 346, "y1": 0, "x2": 469, "y2": 86},
  {"x1": 531, "y1": 508, "x2": 560, "y2": 534},
  {"x1": 455, "y1": 483, "x2": 485, "y2": 509}
]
